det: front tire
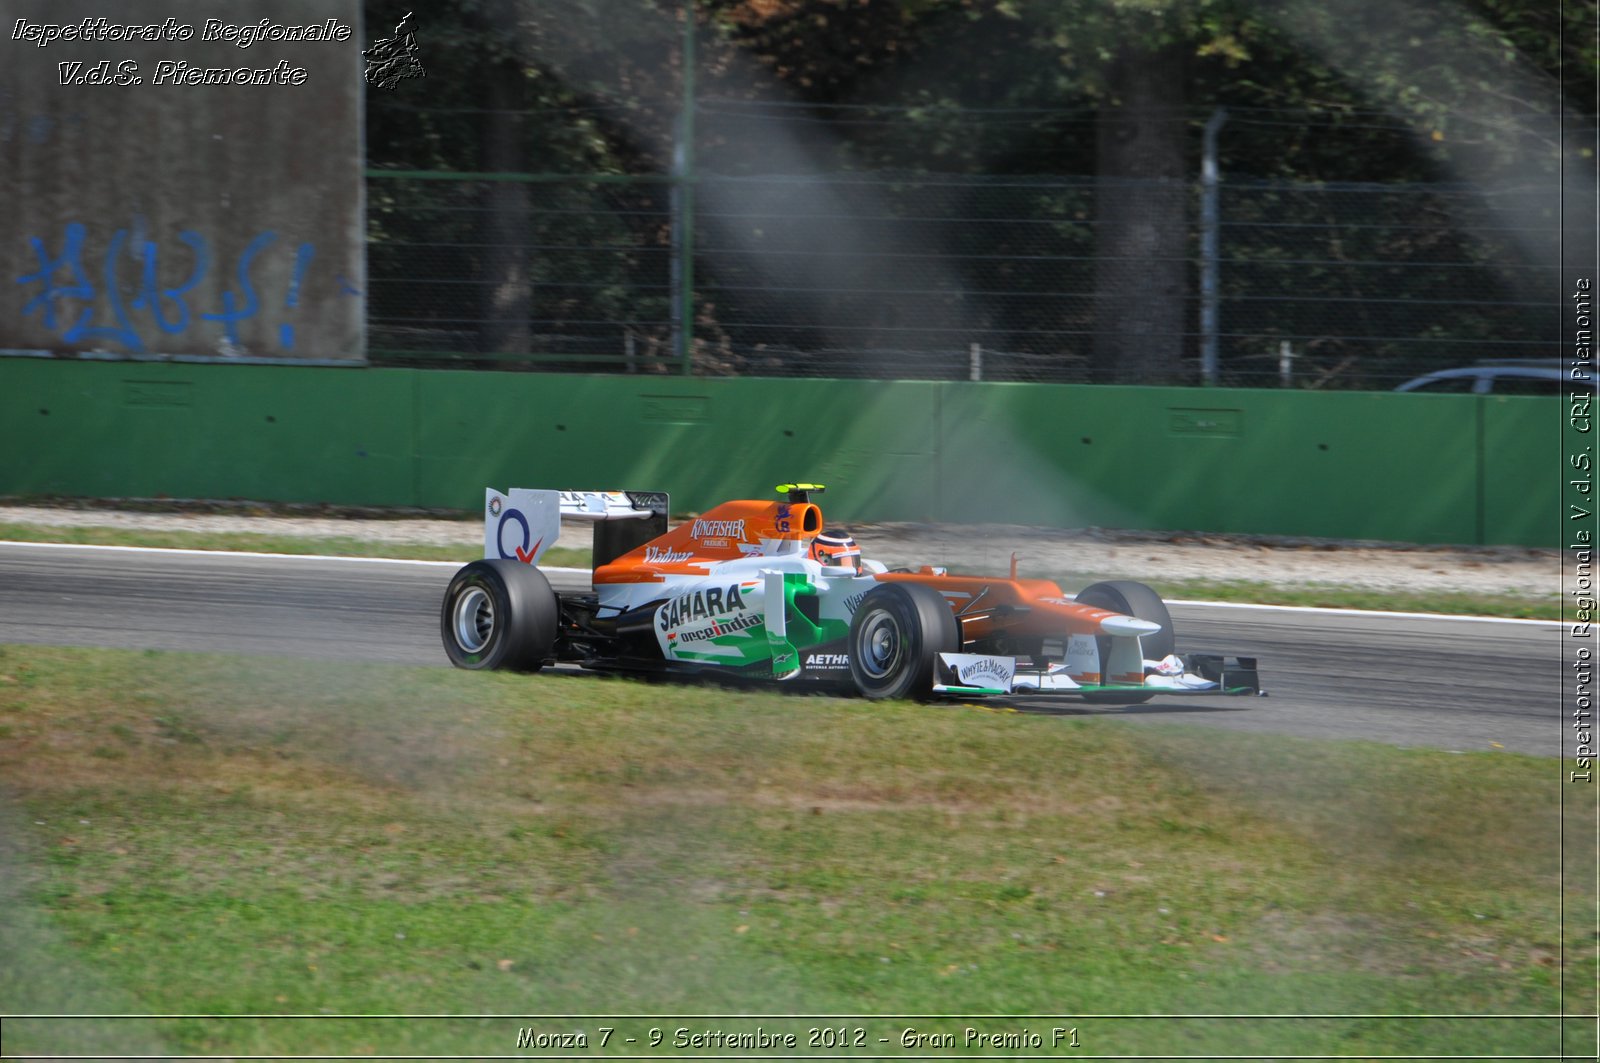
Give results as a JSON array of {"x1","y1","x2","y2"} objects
[
  {"x1": 1073, "y1": 579, "x2": 1174, "y2": 705},
  {"x1": 441, "y1": 559, "x2": 559, "y2": 671},
  {"x1": 847, "y1": 583, "x2": 959, "y2": 701}
]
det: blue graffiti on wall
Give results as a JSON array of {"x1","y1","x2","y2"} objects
[{"x1": 16, "y1": 220, "x2": 340, "y2": 354}]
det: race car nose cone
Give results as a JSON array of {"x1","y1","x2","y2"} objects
[{"x1": 1099, "y1": 615, "x2": 1163, "y2": 637}]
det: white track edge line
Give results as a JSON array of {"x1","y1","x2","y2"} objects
[
  {"x1": 0, "y1": 540, "x2": 591, "y2": 575},
  {"x1": 1161, "y1": 597, "x2": 1561, "y2": 627},
  {"x1": 0, "y1": 540, "x2": 1561, "y2": 627}
]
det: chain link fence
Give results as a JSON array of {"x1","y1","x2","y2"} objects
[
  {"x1": 367, "y1": 173, "x2": 680, "y2": 372},
  {"x1": 366, "y1": 167, "x2": 1557, "y2": 388},
  {"x1": 1213, "y1": 178, "x2": 1557, "y2": 388}
]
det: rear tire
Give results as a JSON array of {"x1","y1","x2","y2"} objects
[
  {"x1": 441, "y1": 559, "x2": 559, "y2": 671},
  {"x1": 847, "y1": 583, "x2": 959, "y2": 701},
  {"x1": 1074, "y1": 580, "x2": 1174, "y2": 705}
]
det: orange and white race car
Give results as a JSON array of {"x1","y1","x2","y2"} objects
[{"x1": 440, "y1": 484, "x2": 1262, "y2": 702}]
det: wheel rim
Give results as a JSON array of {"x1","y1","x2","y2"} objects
[
  {"x1": 857, "y1": 609, "x2": 904, "y2": 681},
  {"x1": 452, "y1": 586, "x2": 495, "y2": 653}
]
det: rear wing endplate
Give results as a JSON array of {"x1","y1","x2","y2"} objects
[{"x1": 484, "y1": 489, "x2": 670, "y2": 566}]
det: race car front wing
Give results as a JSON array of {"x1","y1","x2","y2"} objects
[{"x1": 932, "y1": 652, "x2": 1264, "y2": 698}]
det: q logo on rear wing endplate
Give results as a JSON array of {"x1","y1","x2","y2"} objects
[{"x1": 483, "y1": 488, "x2": 670, "y2": 566}]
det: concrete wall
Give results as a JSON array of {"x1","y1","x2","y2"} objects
[
  {"x1": 1, "y1": 0, "x2": 364, "y2": 360},
  {"x1": 0, "y1": 358, "x2": 1561, "y2": 547}
]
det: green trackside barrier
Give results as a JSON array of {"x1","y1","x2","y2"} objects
[
  {"x1": 410, "y1": 372, "x2": 943, "y2": 521},
  {"x1": 1482, "y1": 394, "x2": 1562, "y2": 548},
  {"x1": 937, "y1": 383, "x2": 1487, "y2": 543},
  {"x1": 0, "y1": 359, "x2": 415, "y2": 505},
  {"x1": 0, "y1": 357, "x2": 1559, "y2": 547}
]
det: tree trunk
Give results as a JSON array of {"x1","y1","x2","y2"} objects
[
  {"x1": 1093, "y1": 41, "x2": 1189, "y2": 383},
  {"x1": 480, "y1": 60, "x2": 531, "y2": 355}
]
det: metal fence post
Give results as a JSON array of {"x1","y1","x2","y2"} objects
[
  {"x1": 1200, "y1": 107, "x2": 1227, "y2": 386},
  {"x1": 670, "y1": 0, "x2": 697, "y2": 376}
]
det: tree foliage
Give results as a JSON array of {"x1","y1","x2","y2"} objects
[{"x1": 360, "y1": 0, "x2": 1592, "y2": 380}]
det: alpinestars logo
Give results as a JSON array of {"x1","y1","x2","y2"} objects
[{"x1": 691, "y1": 519, "x2": 746, "y2": 540}]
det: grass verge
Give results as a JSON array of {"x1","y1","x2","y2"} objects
[
  {"x1": 0, "y1": 644, "x2": 1588, "y2": 1058},
  {"x1": 0, "y1": 522, "x2": 1559, "y2": 619}
]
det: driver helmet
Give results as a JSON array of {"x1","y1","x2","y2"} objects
[{"x1": 810, "y1": 529, "x2": 861, "y2": 570}]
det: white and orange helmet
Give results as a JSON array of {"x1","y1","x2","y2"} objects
[{"x1": 809, "y1": 529, "x2": 861, "y2": 569}]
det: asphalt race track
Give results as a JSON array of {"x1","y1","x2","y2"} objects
[{"x1": 0, "y1": 541, "x2": 1568, "y2": 757}]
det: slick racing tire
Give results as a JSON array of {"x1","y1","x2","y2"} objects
[
  {"x1": 847, "y1": 583, "x2": 959, "y2": 701},
  {"x1": 441, "y1": 559, "x2": 559, "y2": 672},
  {"x1": 1073, "y1": 580, "x2": 1174, "y2": 705}
]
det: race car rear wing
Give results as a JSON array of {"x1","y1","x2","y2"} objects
[{"x1": 484, "y1": 489, "x2": 669, "y2": 567}]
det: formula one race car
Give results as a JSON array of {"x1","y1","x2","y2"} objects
[{"x1": 440, "y1": 485, "x2": 1261, "y2": 702}]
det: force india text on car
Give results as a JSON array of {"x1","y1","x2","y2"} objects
[{"x1": 440, "y1": 485, "x2": 1262, "y2": 702}]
